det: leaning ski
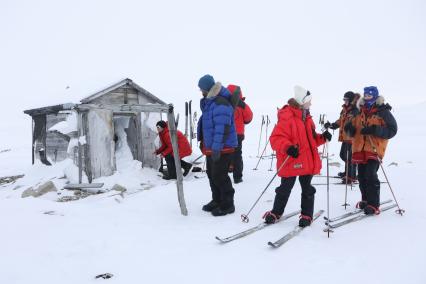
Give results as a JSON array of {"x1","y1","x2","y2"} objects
[
  {"x1": 268, "y1": 210, "x2": 324, "y2": 248},
  {"x1": 328, "y1": 203, "x2": 397, "y2": 229},
  {"x1": 215, "y1": 210, "x2": 300, "y2": 243},
  {"x1": 324, "y1": 199, "x2": 392, "y2": 223}
]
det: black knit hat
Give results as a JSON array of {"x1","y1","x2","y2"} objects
[
  {"x1": 343, "y1": 91, "x2": 355, "y2": 102},
  {"x1": 156, "y1": 120, "x2": 167, "y2": 129}
]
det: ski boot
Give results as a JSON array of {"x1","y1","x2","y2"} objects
[
  {"x1": 299, "y1": 214, "x2": 313, "y2": 227},
  {"x1": 263, "y1": 211, "x2": 281, "y2": 224}
]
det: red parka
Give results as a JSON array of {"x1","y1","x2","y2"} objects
[
  {"x1": 156, "y1": 126, "x2": 192, "y2": 158},
  {"x1": 270, "y1": 99, "x2": 326, "y2": 177},
  {"x1": 227, "y1": 84, "x2": 253, "y2": 136}
]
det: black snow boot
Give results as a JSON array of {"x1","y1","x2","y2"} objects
[
  {"x1": 211, "y1": 204, "x2": 235, "y2": 216},
  {"x1": 338, "y1": 171, "x2": 346, "y2": 178},
  {"x1": 356, "y1": 200, "x2": 367, "y2": 209},
  {"x1": 202, "y1": 200, "x2": 219, "y2": 212},
  {"x1": 263, "y1": 211, "x2": 280, "y2": 224},
  {"x1": 364, "y1": 205, "x2": 380, "y2": 215},
  {"x1": 183, "y1": 163, "x2": 193, "y2": 177},
  {"x1": 298, "y1": 214, "x2": 312, "y2": 227}
]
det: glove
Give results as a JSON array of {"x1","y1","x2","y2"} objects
[
  {"x1": 211, "y1": 150, "x2": 221, "y2": 162},
  {"x1": 344, "y1": 122, "x2": 356, "y2": 136},
  {"x1": 286, "y1": 145, "x2": 299, "y2": 158},
  {"x1": 360, "y1": 125, "x2": 377, "y2": 135},
  {"x1": 322, "y1": 130, "x2": 332, "y2": 141},
  {"x1": 324, "y1": 122, "x2": 339, "y2": 130}
]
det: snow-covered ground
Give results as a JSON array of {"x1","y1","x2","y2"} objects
[
  {"x1": 1, "y1": 1, "x2": 426, "y2": 283},
  {"x1": 0, "y1": 98, "x2": 425, "y2": 284}
]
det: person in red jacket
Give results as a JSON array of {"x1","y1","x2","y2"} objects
[
  {"x1": 154, "y1": 120, "x2": 192, "y2": 180},
  {"x1": 263, "y1": 86, "x2": 331, "y2": 227},
  {"x1": 227, "y1": 84, "x2": 253, "y2": 184}
]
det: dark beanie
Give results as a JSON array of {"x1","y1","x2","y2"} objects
[
  {"x1": 198, "y1": 74, "x2": 215, "y2": 92},
  {"x1": 156, "y1": 120, "x2": 167, "y2": 129},
  {"x1": 343, "y1": 91, "x2": 355, "y2": 102}
]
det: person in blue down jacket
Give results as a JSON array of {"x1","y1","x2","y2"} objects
[{"x1": 197, "y1": 74, "x2": 238, "y2": 216}]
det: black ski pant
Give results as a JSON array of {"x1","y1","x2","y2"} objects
[
  {"x1": 357, "y1": 159, "x2": 381, "y2": 207},
  {"x1": 164, "y1": 154, "x2": 191, "y2": 179},
  {"x1": 232, "y1": 135, "x2": 244, "y2": 180},
  {"x1": 339, "y1": 142, "x2": 357, "y2": 179},
  {"x1": 271, "y1": 175, "x2": 316, "y2": 218},
  {"x1": 206, "y1": 153, "x2": 235, "y2": 209}
]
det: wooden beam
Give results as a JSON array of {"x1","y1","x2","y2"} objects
[
  {"x1": 167, "y1": 107, "x2": 188, "y2": 216},
  {"x1": 76, "y1": 103, "x2": 170, "y2": 113},
  {"x1": 77, "y1": 111, "x2": 83, "y2": 184},
  {"x1": 64, "y1": 183, "x2": 104, "y2": 189}
]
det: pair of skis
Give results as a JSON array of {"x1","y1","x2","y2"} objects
[
  {"x1": 216, "y1": 201, "x2": 397, "y2": 248},
  {"x1": 324, "y1": 199, "x2": 397, "y2": 230},
  {"x1": 184, "y1": 101, "x2": 196, "y2": 147},
  {"x1": 215, "y1": 210, "x2": 324, "y2": 248}
]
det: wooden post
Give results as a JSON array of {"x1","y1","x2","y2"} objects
[
  {"x1": 167, "y1": 104, "x2": 188, "y2": 216},
  {"x1": 31, "y1": 117, "x2": 34, "y2": 165},
  {"x1": 77, "y1": 111, "x2": 83, "y2": 184}
]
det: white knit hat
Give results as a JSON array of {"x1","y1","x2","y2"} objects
[{"x1": 294, "y1": 85, "x2": 312, "y2": 105}]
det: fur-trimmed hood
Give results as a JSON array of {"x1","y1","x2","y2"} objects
[
  {"x1": 207, "y1": 82, "x2": 223, "y2": 98},
  {"x1": 287, "y1": 98, "x2": 302, "y2": 108},
  {"x1": 356, "y1": 96, "x2": 392, "y2": 110}
]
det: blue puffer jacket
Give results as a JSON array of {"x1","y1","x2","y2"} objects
[{"x1": 197, "y1": 82, "x2": 238, "y2": 154}]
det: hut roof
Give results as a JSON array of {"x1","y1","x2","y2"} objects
[{"x1": 80, "y1": 78, "x2": 166, "y2": 105}]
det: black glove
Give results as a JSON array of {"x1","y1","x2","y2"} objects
[
  {"x1": 211, "y1": 150, "x2": 221, "y2": 162},
  {"x1": 344, "y1": 122, "x2": 356, "y2": 136},
  {"x1": 322, "y1": 130, "x2": 332, "y2": 141},
  {"x1": 324, "y1": 121, "x2": 339, "y2": 130},
  {"x1": 360, "y1": 125, "x2": 377, "y2": 135},
  {"x1": 286, "y1": 145, "x2": 299, "y2": 158}
]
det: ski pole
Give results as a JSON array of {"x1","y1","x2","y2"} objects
[
  {"x1": 264, "y1": 115, "x2": 270, "y2": 156},
  {"x1": 253, "y1": 138, "x2": 270, "y2": 170},
  {"x1": 268, "y1": 151, "x2": 275, "y2": 171},
  {"x1": 324, "y1": 142, "x2": 334, "y2": 237},
  {"x1": 342, "y1": 147, "x2": 350, "y2": 209},
  {"x1": 366, "y1": 135, "x2": 405, "y2": 215},
  {"x1": 257, "y1": 115, "x2": 265, "y2": 157},
  {"x1": 184, "y1": 102, "x2": 188, "y2": 138},
  {"x1": 241, "y1": 155, "x2": 291, "y2": 223}
]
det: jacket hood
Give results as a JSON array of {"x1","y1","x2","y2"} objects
[
  {"x1": 207, "y1": 82, "x2": 223, "y2": 98},
  {"x1": 278, "y1": 101, "x2": 303, "y2": 121},
  {"x1": 227, "y1": 84, "x2": 244, "y2": 100},
  {"x1": 357, "y1": 95, "x2": 392, "y2": 111}
]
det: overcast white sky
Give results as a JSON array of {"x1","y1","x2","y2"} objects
[{"x1": 1, "y1": 0, "x2": 425, "y2": 127}]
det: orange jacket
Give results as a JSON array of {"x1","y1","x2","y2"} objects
[
  {"x1": 333, "y1": 94, "x2": 360, "y2": 142},
  {"x1": 345, "y1": 96, "x2": 397, "y2": 163}
]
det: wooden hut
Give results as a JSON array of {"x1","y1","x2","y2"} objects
[{"x1": 24, "y1": 78, "x2": 187, "y2": 215}]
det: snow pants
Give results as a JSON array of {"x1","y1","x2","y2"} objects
[
  {"x1": 164, "y1": 154, "x2": 191, "y2": 179},
  {"x1": 339, "y1": 142, "x2": 357, "y2": 179},
  {"x1": 206, "y1": 153, "x2": 235, "y2": 210},
  {"x1": 271, "y1": 175, "x2": 316, "y2": 218},
  {"x1": 231, "y1": 135, "x2": 244, "y2": 180},
  {"x1": 357, "y1": 159, "x2": 381, "y2": 207}
]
